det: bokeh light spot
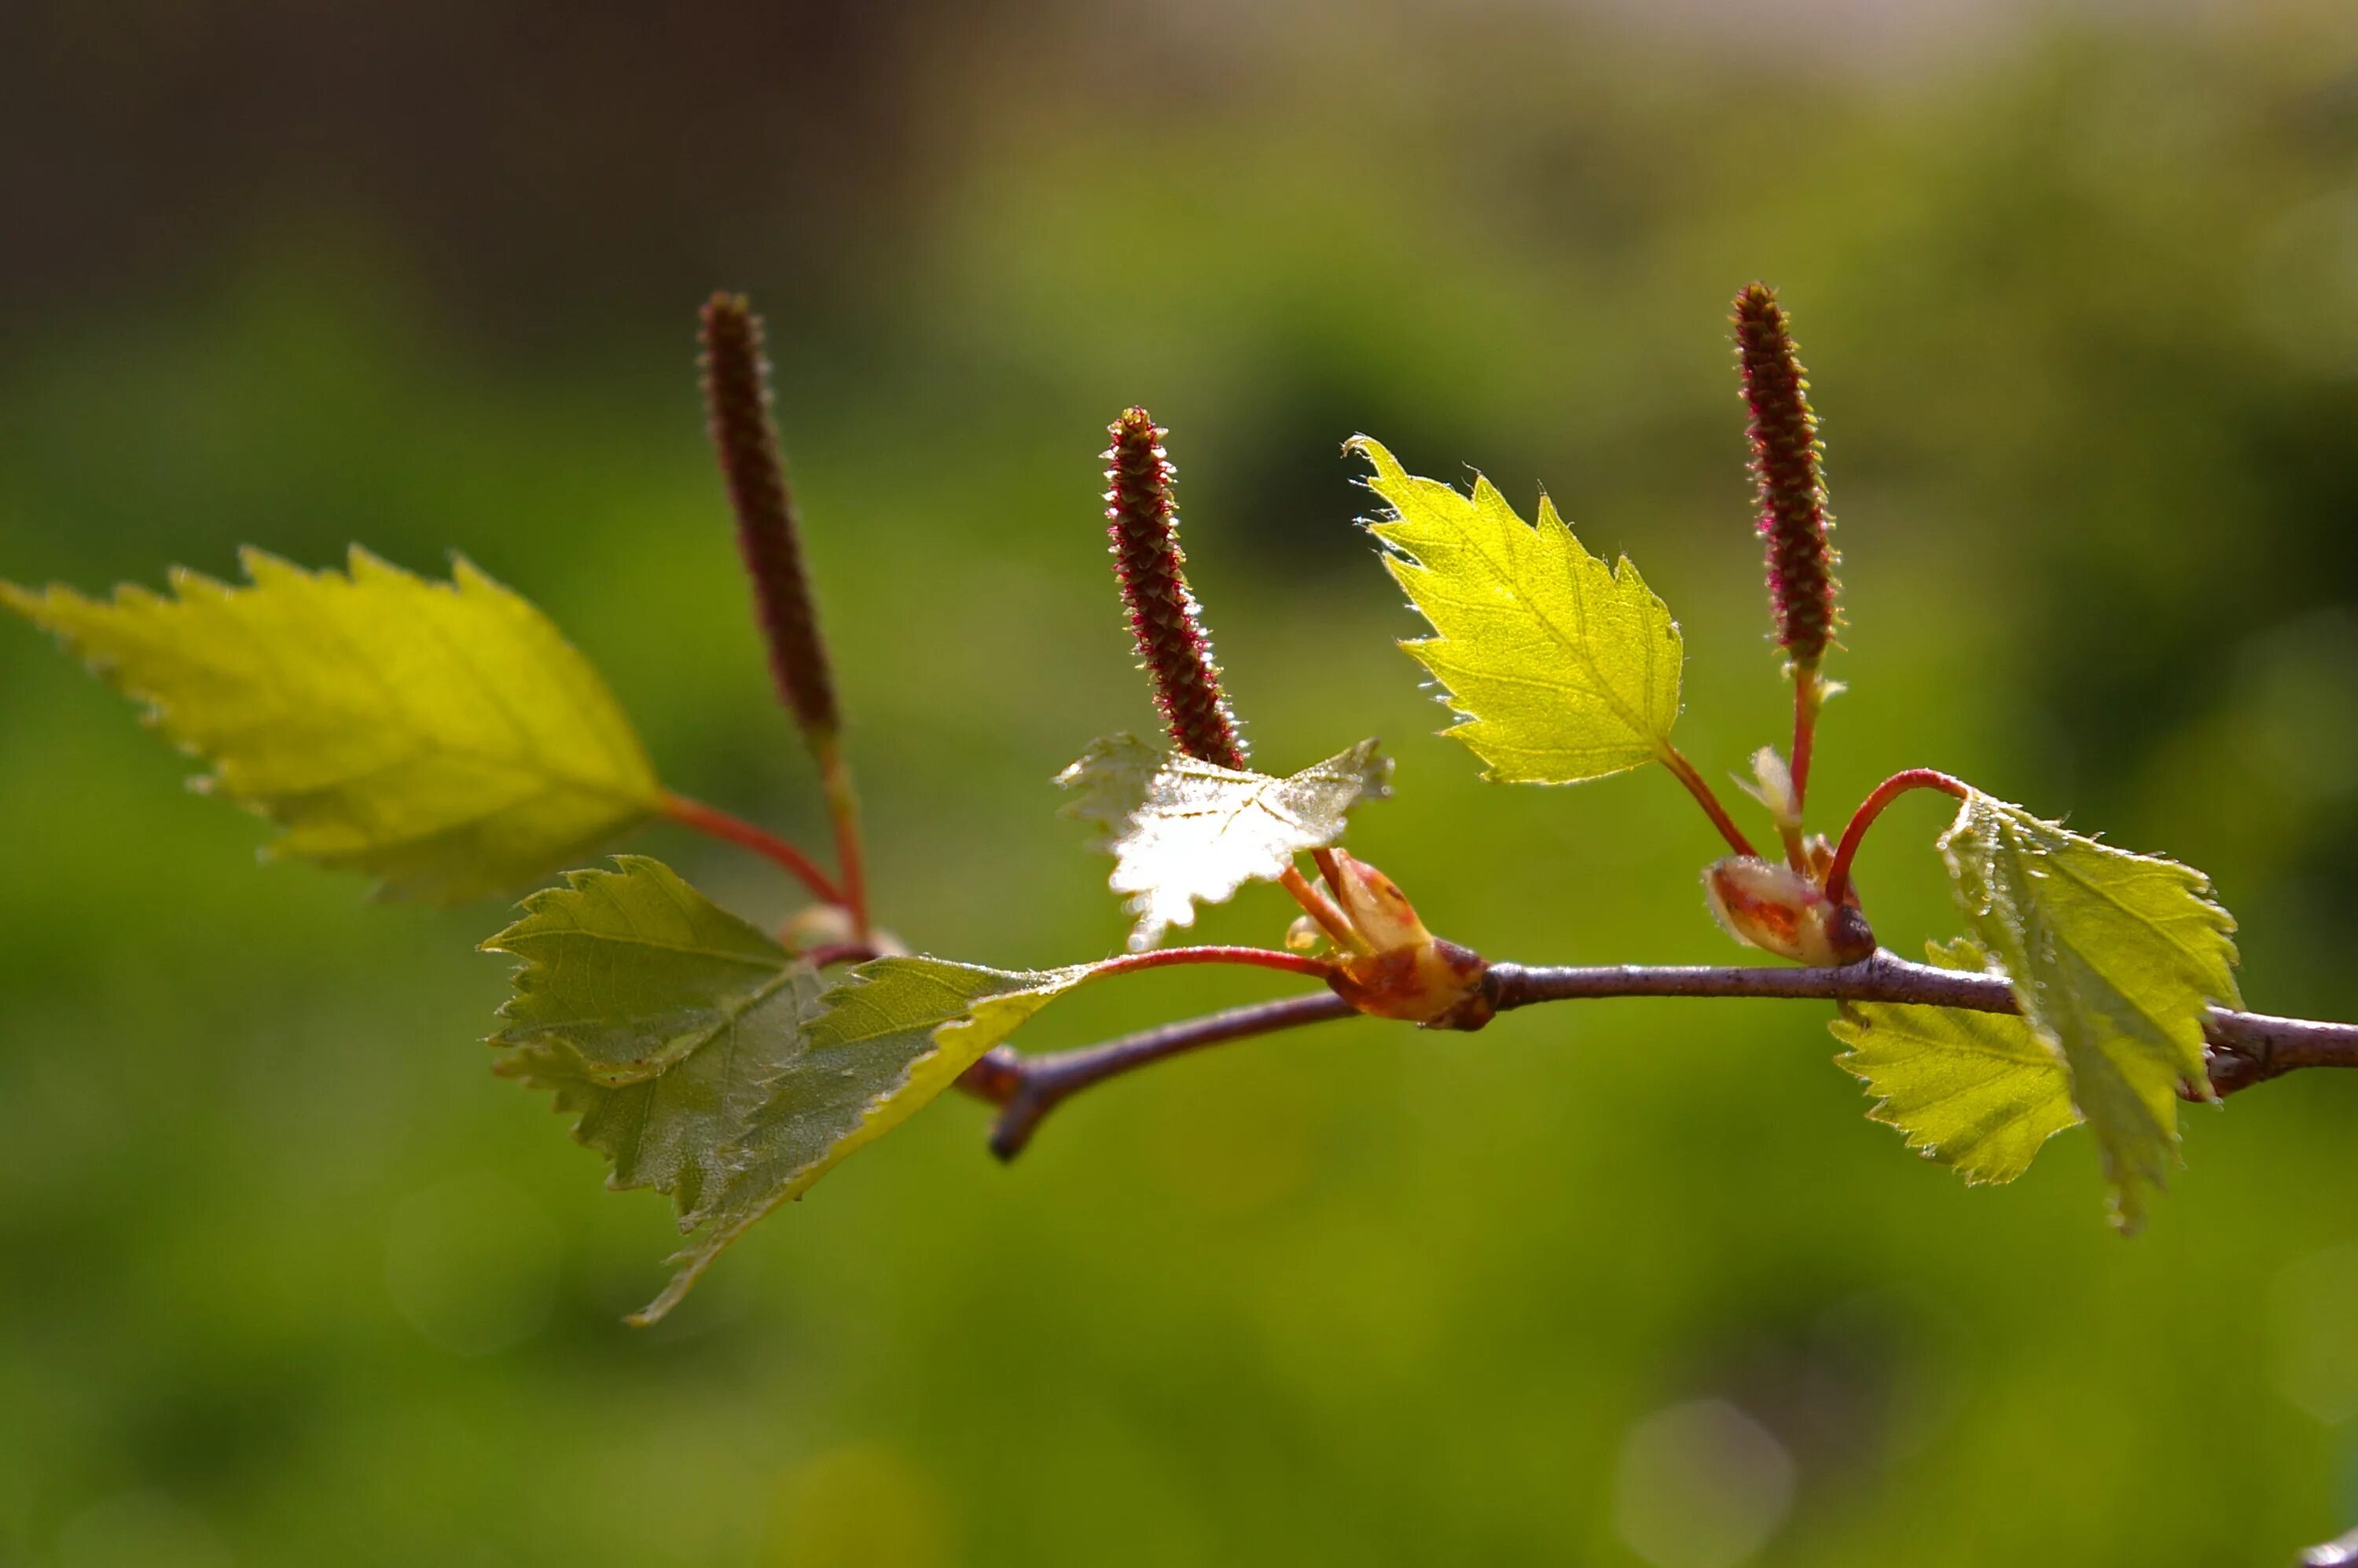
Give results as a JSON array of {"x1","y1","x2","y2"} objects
[{"x1": 1612, "y1": 1397, "x2": 1797, "y2": 1568}]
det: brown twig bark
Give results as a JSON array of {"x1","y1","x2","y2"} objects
[
  {"x1": 958, "y1": 949, "x2": 2358, "y2": 1159},
  {"x1": 962, "y1": 992, "x2": 1357, "y2": 1160}
]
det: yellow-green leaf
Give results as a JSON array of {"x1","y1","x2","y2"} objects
[
  {"x1": 1831, "y1": 938, "x2": 2081, "y2": 1184},
  {"x1": 1938, "y1": 792, "x2": 2240, "y2": 1232},
  {"x1": 3, "y1": 548, "x2": 662, "y2": 902},
  {"x1": 1350, "y1": 435, "x2": 1682, "y2": 784},
  {"x1": 1058, "y1": 733, "x2": 1390, "y2": 949},
  {"x1": 642, "y1": 956, "x2": 1095, "y2": 1324}
]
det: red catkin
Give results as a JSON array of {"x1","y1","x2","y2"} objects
[
  {"x1": 1104, "y1": 409, "x2": 1247, "y2": 770},
  {"x1": 700, "y1": 292, "x2": 839, "y2": 745},
  {"x1": 1733, "y1": 284, "x2": 1840, "y2": 670}
]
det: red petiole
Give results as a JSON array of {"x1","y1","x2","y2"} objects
[
  {"x1": 1822, "y1": 768, "x2": 1971, "y2": 907},
  {"x1": 660, "y1": 789, "x2": 845, "y2": 907},
  {"x1": 1790, "y1": 667, "x2": 1822, "y2": 817},
  {"x1": 813, "y1": 741, "x2": 871, "y2": 943},
  {"x1": 1091, "y1": 945, "x2": 1335, "y2": 983},
  {"x1": 1661, "y1": 744, "x2": 1760, "y2": 859}
]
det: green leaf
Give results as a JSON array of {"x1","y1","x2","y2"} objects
[
  {"x1": 486, "y1": 861, "x2": 1097, "y2": 1324},
  {"x1": 1830, "y1": 938, "x2": 2081, "y2": 1184},
  {"x1": 1350, "y1": 435, "x2": 1683, "y2": 784},
  {"x1": 3, "y1": 548, "x2": 662, "y2": 902},
  {"x1": 1058, "y1": 733, "x2": 1391, "y2": 949},
  {"x1": 1938, "y1": 791, "x2": 2240, "y2": 1232},
  {"x1": 485, "y1": 857, "x2": 824, "y2": 1221},
  {"x1": 644, "y1": 956, "x2": 1095, "y2": 1325}
]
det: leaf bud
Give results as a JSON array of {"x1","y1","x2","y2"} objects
[
  {"x1": 779, "y1": 903, "x2": 906, "y2": 959},
  {"x1": 1703, "y1": 854, "x2": 1875, "y2": 966},
  {"x1": 1319, "y1": 851, "x2": 1493, "y2": 1030},
  {"x1": 1736, "y1": 744, "x2": 1802, "y2": 841},
  {"x1": 1322, "y1": 848, "x2": 1431, "y2": 953}
]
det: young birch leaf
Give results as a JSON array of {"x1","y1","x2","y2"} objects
[
  {"x1": 1350, "y1": 435, "x2": 1682, "y2": 784},
  {"x1": 1831, "y1": 938, "x2": 2080, "y2": 1184},
  {"x1": 1938, "y1": 792, "x2": 2240, "y2": 1232},
  {"x1": 1058, "y1": 734, "x2": 1391, "y2": 949},
  {"x1": 2, "y1": 549, "x2": 662, "y2": 902},
  {"x1": 641, "y1": 957, "x2": 1096, "y2": 1324},
  {"x1": 487, "y1": 863, "x2": 1093, "y2": 1322},
  {"x1": 485, "y1": 857, "x2": 823, "y2": 1220}
]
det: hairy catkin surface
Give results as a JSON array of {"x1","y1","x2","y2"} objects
[
  {"x1": 1733, "y1": 285, "x2": 1839, "y2": 669},
  {"x1": 701, "y1": 292, "x2": 839, "y2": 742},
  {"x1": 1104, "y1": 409, "x2": 1247, "y2": 770}
]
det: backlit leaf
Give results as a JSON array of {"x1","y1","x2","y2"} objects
[
  {"x1": 1831, "y1": 938, "x2": 2080, "y2": 1184},
  {"x1": 3, "y1": 548, "x2": 661, "y2": 902},
  {"x1": 485, "y1": 857, "x2": 823, "y2": 1221},
  {"x1": 647, "y1": 956, "x2": 1095, "y2": 1324},
  {"x1": 1058, "y1": 733, "x2": 1390, "y2": 949},
  {"x1": 486, "y1": 861, "x2": 1094, "y2": 1324},
  {"x1": 1938, "y1": 791, "x2": 2240, "y2": 1232},
  {"x1": 1350, "y1": 435, "x2": 1682, "y2": 784}
]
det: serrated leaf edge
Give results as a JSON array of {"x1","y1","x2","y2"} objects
[
  {"x1": 479, "y1": 854, "x2": 798, "y2": 1086},
  {"x1": 631, "y1": 957, "x2": 1096, "y2": 1324}
]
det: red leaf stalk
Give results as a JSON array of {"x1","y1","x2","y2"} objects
[
  {"x1": 700, "y1": 292, "x2": 839, "y2": 747},
  {"x1": 1104, "y1": 408, "x2": 1247, "y2": 771},
  {"x1": 1733, "y1": 284, "x2": 1839, "y2": 673}
]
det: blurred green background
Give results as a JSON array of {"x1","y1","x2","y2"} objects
[{"x1": 6, "y1": 1, "x2": 2358, "y2": 1562}]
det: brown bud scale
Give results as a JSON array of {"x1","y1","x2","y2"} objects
[
  {"x1": 1104, "y1": 408, "x2": 1247, "y2": 770},
  {"x1": 1733, "y1": 284, "x2": 1840, "y2": 670}
]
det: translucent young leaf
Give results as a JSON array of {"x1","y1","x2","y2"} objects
[
  {"x1": 1058, "y1": 733, "x2": 1390, "y2": 949},
  {"x1": 1938, "y1": 792, "x2": 2240, "y2": 1232},
  {"x1": 485, "y1": 857, "x2": 823, "y2": 1221},
  {"x1": 486, "y1": 862, "x2": 1093, "y2": 1324},
  {"x1": 1350, "y1": 435, "x2": 1682, "y2": 784},
  {"x1": 3, "y1": 548, "x2": 662, "y2": 902},
  {"x1": 644, "y1": 956, "x2": 1096, "y2": 1324},
  {"x1": 1831, "y1": 938, "x2": 2081, "y2": 1184}
]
